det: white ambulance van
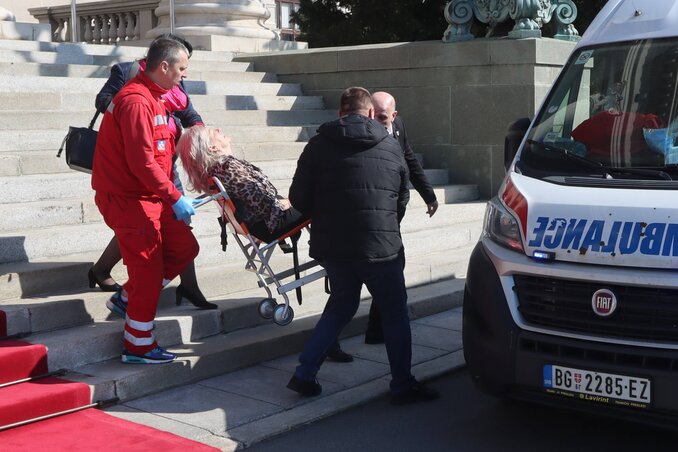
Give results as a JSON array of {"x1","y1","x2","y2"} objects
[{"x1": 464, "y1": 0, "x2": 678, "y2": 427}]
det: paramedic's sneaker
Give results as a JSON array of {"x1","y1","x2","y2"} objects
[
  {"x1": 121, "y1": 347, "x2": 177, "y2": 364},
  {"x1": 106, "y1": 290, "x2": 127, "y2": 318}
]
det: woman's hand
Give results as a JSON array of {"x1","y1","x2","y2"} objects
[{"x1": 279, "y1": 198, "x2": 292, "y2": 210}]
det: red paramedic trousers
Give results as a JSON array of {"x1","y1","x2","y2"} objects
[{"x1": 95, "y1": 193, "x2": 199, "y2": 354}]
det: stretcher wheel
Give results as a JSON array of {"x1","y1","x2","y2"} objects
[
  {"x1": 273, "y1": 304, "x2": 294, "y2": 326},
  {"x1": 258, "y1": 298, "x2": 277, "y2": 319}
]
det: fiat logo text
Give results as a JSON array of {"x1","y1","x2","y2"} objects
[{"x1": 591, "y1": 289, "x2": 617, "y2": 317}]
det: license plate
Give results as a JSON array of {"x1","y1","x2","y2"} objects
[{"x1": 543, "y1": 364, "x2": 651, "y2": 406}]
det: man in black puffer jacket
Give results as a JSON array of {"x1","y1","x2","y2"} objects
[{"x1": 287, "y1": 87, "x2": 440, "y2": 405}]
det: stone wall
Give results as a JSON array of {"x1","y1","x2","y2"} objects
[{"x1": 235, "y1": 38, "x2": 576, "y2": 198}]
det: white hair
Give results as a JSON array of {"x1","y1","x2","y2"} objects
[{"x1": 176, "y1": 126, "x2": 223, "y2": 193}]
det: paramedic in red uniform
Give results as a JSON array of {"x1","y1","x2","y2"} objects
[{"x1": 91, "y1": 37, "x2": 199, "y2": 364}]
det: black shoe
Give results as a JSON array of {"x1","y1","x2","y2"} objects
[
  {"x1": 390, "y1": 380, "x2": 440, "y2": 406},
  {"x1": 175, "y1": 284, "x2": 218, "y2": 310},
  {"x1": 364, "y1": 329, "x2": 384, "y2": 345},
  {"x1": 88, "y1": 267, "x2": 122, "y2": 292},
  {"x1": 287, "y1": 375, "x2": 322, "y2": 397},
  {"x1": 326, "y1": 345, "x2": 354, "y2": 363}
]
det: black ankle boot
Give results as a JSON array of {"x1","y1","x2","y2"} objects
[{"x1": 175, "y1": 284, "x2": 217, "y2": 310}]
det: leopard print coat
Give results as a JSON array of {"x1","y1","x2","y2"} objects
[{"x1": 209, "y1": 155, "x2": 284, "y2": 233}]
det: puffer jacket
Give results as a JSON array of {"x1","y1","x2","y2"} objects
[{"x1": 289, "y1": 114, "x2": 409, "y2": 263}]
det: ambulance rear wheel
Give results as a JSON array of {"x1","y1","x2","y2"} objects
[
  {"x1": 258, "y1": 298, "x2": 277, "y2": 319},
  {"x1": 273, "y1": 304, "x2": 294, "y2": 326}
]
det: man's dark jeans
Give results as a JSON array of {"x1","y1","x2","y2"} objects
[{"x1": 294, "y1": 255, "x2": 413, "y2": 393}]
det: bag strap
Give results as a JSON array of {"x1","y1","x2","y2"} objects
[
  {"x1": 87, "y1": 110, "x2": 100, "y2": 129},
  {"x1": 217, "y1": 215, "x2": 229, "y2": 251},
  {"x1": 291, "y1": 232, "x2": 302, "y2": 305},
  {"x1": 56, "y1": 130, "x2": 70, "y2": 158}
]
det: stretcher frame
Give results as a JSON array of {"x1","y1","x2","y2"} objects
[{"x1": 209, "y1": 176, "x2": 326, "y2": 326}]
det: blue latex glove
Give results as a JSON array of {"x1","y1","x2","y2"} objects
[{"x1": 172, "y1": 196, "x2": 197, "y2": 222}]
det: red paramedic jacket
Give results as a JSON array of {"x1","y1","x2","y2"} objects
[{"x1": 92, "y1": 71, "x2": 181, "y2": 205}]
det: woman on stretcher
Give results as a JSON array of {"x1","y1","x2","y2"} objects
[{"x1": 177, "y1": 126, "x2": 308, "y2": 242}]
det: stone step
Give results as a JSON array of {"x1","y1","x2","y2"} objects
[
  {"x1": 0, "y1": 75, "x2": 303, "y2": 96},
  {"x1": 0, "y1": 48, "x2": 162, "y2": 67},
  {"x1": 0, "y1": 60, "x2": 255, "y2": 80},
  {"x1": 189, "y1": 95, "x2": 325, "y2": 112},
  {"x1": 0, "y1": 126, "x2": 316, "y2": 154},
  {"x1": 0, "y1": 156, "x2": 479, "y2": 226},
  {"x1": 0, "y1": 200, "x2": 485, "y2": 264},
  {"x1": 409, "y1": 184, "x2": 481, "y2": 207},
  {"x1": 0, "y1": 237, "x2": 473, "y2": 339},
  {"x1": 0, "y1": 38, "x2": 146, "y2": 58},
  {"x1": 416, "y1": 169, "x2": 449, "y2": 186},
  {"x1": 235, "y1": 142, "x2": 308, "y2": 162},
  {"x1": 0, "y1": 157, "x2": 301, "y2": 205},
  {"x1": 0, "y1": 39, "x2": 236, "y2": 62},
  {"x1": 184, "y1": 80, "x2": 303, "y2": 97},
  {"x1": 7, "y1": 265, "x2": 462, "y2": 359},
  {"x1": 1, "y1": 142, "x2": 310, "y2": 177},
  {"x1": 0, "y1": 172, "x2": 92, "y2": 204},
  {"x1": 0, "y1": 202, "x2": 486, "y2": 298},
  {"x1": 0, "y1": 93, "x2": 324, "y2": 114},
  {"x1": 187, "y1": 69, "x2": 276, "y2": 83},
  {"x1": 0, "y1": 109, "x2": 337, "y2": 130},
  {"x1": 40, "y1": 278, "x2": 466, "y2": 403},
  {"x1": 0, "y1": 173, "x2": 478, "y2": 231}
]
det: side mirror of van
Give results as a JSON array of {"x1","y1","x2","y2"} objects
[{"x1": 504, "y1": 117, "x2": 531, "y2": 172}]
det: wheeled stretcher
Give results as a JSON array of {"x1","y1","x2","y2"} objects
[{"x1": 208, "y1": 176, "x2": 326, "y2": 326}]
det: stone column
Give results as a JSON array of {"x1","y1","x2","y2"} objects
[{"x1": 147, "y1": 0, "x2": 278, "y2": 40}]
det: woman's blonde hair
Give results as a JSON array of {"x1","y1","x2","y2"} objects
[{"x1": 176, "y1": 126, "x2": 223, "y2": 193}]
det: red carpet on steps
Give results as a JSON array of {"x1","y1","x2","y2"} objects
[
  {"x1": 0, "y1": 408, "x2": 219, "y2": 451},
  {"x1": 0, "y1": 340, "x2": 219, "y2": 451},
  {"x1": 0, "y1": 340, "x2": 49, "y2": 385},
  {"x1": 0, "y1": 377, "x2": 91, "y2": 426}
]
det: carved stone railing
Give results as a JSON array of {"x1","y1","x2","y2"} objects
[
  {"x1": 442, "y1": 0, "x2": 579, "y2": 43},
  {"x1": 29, "y1": 0, "x2": 160, "y2": 44}
]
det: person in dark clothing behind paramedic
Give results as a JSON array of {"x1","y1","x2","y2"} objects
[
  {"x1": 286, "y1": 87, "x2": 440, "y2": 405},
  {"x1": 92, "y1": 37, "x2": 199, "y2": 364},
  {"x1": 363, "y1": 90, "x2": 439, "y2": 345},
  {"x1": 88, "y1": 34, "x2": 216, "y2": 311}
]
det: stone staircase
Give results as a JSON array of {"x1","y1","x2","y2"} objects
[{"x1": 0, "y1": 38, "x2": 485, "y2": 404}]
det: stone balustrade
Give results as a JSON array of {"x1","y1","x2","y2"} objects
[{"x1": 29, "y1": 0, "x2": 160, "y2": 44}]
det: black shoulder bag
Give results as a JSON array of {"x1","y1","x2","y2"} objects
[{"x1": 56, "y1": 110, "x2": 100, "y2": 174}]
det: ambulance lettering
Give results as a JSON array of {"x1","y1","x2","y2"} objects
[{"x1": 528, "y1": 217, "x2": 678, "y2": 256}]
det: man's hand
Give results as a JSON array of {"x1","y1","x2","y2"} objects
[
  {"x1": 426, "y1": 200, "x2": 438, "y2": 217},
  {"x1": 172, "y1": 196, "x2": 197, "y2": 221}
]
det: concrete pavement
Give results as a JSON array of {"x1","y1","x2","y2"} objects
[{"x1": 104, "y1": 306, "x2": 466, "y2": 450}]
